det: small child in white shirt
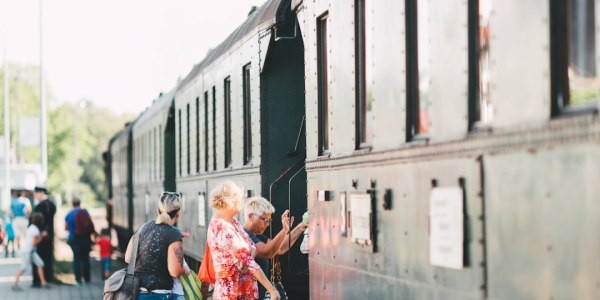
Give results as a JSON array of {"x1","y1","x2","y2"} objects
[{"x1": 12, "y1": 212, "x2": 50, "y2": 290}]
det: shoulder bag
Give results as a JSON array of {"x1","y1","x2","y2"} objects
[
  {"x1": 197, "y1": 243, "x2": 216, "y2": 284},
  {"x1": 103, "y1": 222, "x2": 147, "y2": 300}
]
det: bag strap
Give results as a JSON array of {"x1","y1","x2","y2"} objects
[{"x1": 127, "y1": 222, "x2": 148, "y2": 275}]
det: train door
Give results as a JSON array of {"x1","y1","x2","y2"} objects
[{"x1": 260, "y1": 19, "x2": 308, "y2": 300}]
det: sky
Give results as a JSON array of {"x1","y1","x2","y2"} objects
[{"x1": 0, "y1": 0, "x2": 267, "y2": 115}]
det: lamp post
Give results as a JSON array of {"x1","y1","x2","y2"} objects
[{"x1": 39, "y1": 0, "x2": 48, "y2": 184}]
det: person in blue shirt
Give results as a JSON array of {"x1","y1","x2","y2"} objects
[
  {"x1": 4, "y1": 217, "x2": 15, "y2": 257},
  {"x1": 11, "y1": 191, "x2": 31, "y2": 251},
  {"x1": 64, "y1": 197, "x2": 96, "y2": 285},
  {"x1": 242, "y1": 197, "x2": 307, "y2": 299}
]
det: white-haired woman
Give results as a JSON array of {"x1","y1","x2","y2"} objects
[
  {"x1": 242, "y1": 197, "x2": 307, "y2": 299},
  {"x1": 125, "y1": 192, "x2": 188, "y2": 300},
  {"x1": 207, "y1": 181, "x2": 280, "y2": 300}
]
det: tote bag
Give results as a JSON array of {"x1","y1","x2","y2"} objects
[
  {"x1": 197, "y1": 243, "x2": 216, "y2": 284},
  {"x1": 179, "y1": 270, "x2": 205, "y2": 300}
]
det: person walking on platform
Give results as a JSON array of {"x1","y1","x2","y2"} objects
[
  {"x1": 207, "y1": 182, "x2": 280, "y2": 300},
  {"x1": 12, "y1": 212, "x2": 51, "y2": 291},
  {"x1": 242, "y1": 197, "x2": 307, "y2": 299},
  {"x1": 65, "y1": 197, "x2": 97, "y2": 285},
  {"x1": 32, "y1": 185, "x2": 56, "y2": 287},
  {"x1": 11, "y1": 191, "x2": 32, "y2": 250}
]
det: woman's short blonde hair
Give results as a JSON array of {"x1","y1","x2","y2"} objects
[
  {"x1": 210, "y1": 181, "x2": 245, "y2": 210},
  {"x1": 156, "y1": 192, "x2": 182, "y2": 224},
  {"x1": 244, "y1": 196, "x2": 275, "y2": 218}
]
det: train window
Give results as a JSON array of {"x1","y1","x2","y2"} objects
[
  {"x1": 355, "y1": 0, "x2": 372, "y2": 148},
  {"x1": 212, "y1": 86, "x2": 217, "y2": 171},
  {"x1": 243, "y1": 64, "x2": 252, "y2": 164},
  {"x1": 159, "y1": 124, "x2": 162, "y2": 180},
  {"x1": 406, "y1": 0, "x2": 431, "y2": 140},
  {"x1": 204, "y1": 91, "x2": 209, "y2": 172},
  {"x1": 224, "y1": 77, "x2": 232, "y2": 168},
  {"x1": 154, "y1": 127, "x2": 158, "y2": 181},
  {"x1": 468, "y1": 0, "x2": 493, "y2": 129},
  {"x1": 551, "y1": 0, "x2": 598, "y2": 115},
  {"x1": 317, "y1": 13, "x2": 330, "y2": 155},
  {"x1": 196, "y1": 97, "x2": 200, "y2": 173},
  {"x1": 186, "y1": 102, "x2": 191, "y2": 175},
  {"x1": 178, "y1": 108, "x2": 182, "y2": 176}
]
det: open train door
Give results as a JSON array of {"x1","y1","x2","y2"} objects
[{"x1": 260, "y1": 2, "x2": 308, "y2": 299}]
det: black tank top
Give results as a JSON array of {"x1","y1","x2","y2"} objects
[{"x1": 135, "y1": 222, "x2": 182, "y2": 291}]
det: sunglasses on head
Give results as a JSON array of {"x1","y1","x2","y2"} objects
[{"x1": 161, "y1": 191, "x2": 182, "y2": 198}]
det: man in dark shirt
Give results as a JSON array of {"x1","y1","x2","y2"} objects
[
  {"x1": 243, "y1": 197, "x2": 307, "y2": 299},
  {"x1": 32, "y1": 185, "x2": 56, "y2": 287}
]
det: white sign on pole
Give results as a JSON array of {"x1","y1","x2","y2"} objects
[
  {"x1": 198, "y1": 193, "x2": 206, "y2": 226},
  {"x1": 19, "y1": 116, "x2": 41, "y2": 147},
  {"x1": 350, "y1": 192, "x2": 372, "y2": 245},
  {"x1": 429, "y1": 187, "x2": 464, "y2": 270}
]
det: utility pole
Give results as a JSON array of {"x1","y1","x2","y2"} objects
[
  {"x1": 39, "y1": 0, "x2": 48, "y2": 183},
  {"x1": 3, "y1": 33, "x2": 10, "y2": 210}
]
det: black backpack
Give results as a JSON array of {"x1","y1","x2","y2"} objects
[{"x1": 74, "y1": 209, "x2": 94, "y2": 237}]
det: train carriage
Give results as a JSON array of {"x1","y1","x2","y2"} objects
[
  {"x1": 174, "y1": 0, "x2": 308, "y2": 297},
  {"x1": 108, "y1": 122, "x2": 135, "y2": 251},
  {"x1": 132, "y1": 89, "x2": 178, "y2": 232},
  {"x1": 294, "y1": 0, "x2": 600, "y2": 299},
  {"x1": 104, "y1": 0, "x2": 600, "y2": 299}
]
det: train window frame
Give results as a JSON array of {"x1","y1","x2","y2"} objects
[
  {"x1": 467, "y1": 0, "x2": 494, "y2": 131},
  {"x1": 186, "y1": 102, "x2": 191, "y2": 175},
  {"x1": 224, "y1": 76, "x2": 232, "y2": 168},
  {"x1": 406, "y1": 0, "x2": 431, "y2": 142},
  {"x1": 154, "y1": 126, "x2": 159, "y2": 181},
  {"x1": 204, "y1": 91, "x2": 209, "y2": 172},
  {"x1": 551, "y1": 0, "x2": 599, "y2": 117},
  {"x1": 242, "y1": 63, "x2": 253, "y2": 165},
  {"x1": 178, "y1": 108, "x2": 182, "y2": 176},
  {"x1": 317, "y1": 12, "x2": 330, "y2": 156},
  {"x1": 355, "y1": 0, "x2": 372, "y2": 150},
  {"x1": 212, "y1": 86, "x2": 217, "y2": 171},
  {"x1": 196, "y1": 97, "x2": 200, "y2": 173},
  {"x1": 159, "y1": 124, "x2": 162, "y2": 180}
]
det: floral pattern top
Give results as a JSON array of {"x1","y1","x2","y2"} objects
[{"x1": 208, "y1": 217, "x2": 260, "y2": 300}]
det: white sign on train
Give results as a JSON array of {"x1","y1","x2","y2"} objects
[{"x1": 429, "y1": 187, "x2": 464, "y2": 270}]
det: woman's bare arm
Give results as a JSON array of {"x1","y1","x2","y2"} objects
[
  {"x1": 277, "y1": 223, "x2": 307, "y2": 255},
  {"x1": 167, "y1": 241, "x2": 185, "y2": 277},
  {"x1": 124, "y1": 238, "x2": 133, "y2": 263},
  {"x1": 250, "y1": 267, "x2": 280, "y2": 300}
]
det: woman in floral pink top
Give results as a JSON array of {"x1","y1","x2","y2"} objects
[{"x1": 207, "y1": 181, "x2": 280, "y2": 300}]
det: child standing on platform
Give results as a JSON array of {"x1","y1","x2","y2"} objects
[{"x1": 96, "y1": 228, "x2": 112, "y2": 279}]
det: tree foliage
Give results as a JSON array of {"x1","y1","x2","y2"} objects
[{"x1": 1, "y1": 64, "x2": 134, "y2": 206}]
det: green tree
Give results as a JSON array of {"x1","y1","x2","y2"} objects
[{"x1": 2, "y1": 64, "x2": 134, "y2": 206}]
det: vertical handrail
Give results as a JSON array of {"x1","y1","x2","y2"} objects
[
  {"x1": 286, "y1": 166, "x2": 305, "y2": 274},
  {"x1": 268, "y1": 158, "x2": 305, "y2": 204}
]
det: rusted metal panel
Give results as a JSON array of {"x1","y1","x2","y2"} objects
[
  {"x1": 307, "y1": 158, "x2": 485, "y2": 299},
  {"x1": 485, "y1": 147, "x2": 600, "y2": 300},
  {"x1": 490, "y1": 0, "x2": 550, "y2": 127}
]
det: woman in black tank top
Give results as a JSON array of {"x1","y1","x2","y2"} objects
[{"x1": 124, "y1": 192, "x2": 188, "y2": 300}]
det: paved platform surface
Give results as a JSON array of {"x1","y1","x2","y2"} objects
[{"x1": 0, "y1": 207, "x2": 122, "y2": 300}]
